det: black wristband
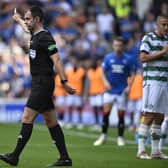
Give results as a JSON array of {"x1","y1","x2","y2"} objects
[{"x1": 61, "y1": 79, "x2": 68, "y2": 84}]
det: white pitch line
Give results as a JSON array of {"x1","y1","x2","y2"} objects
[
  {"x1": 0, "y1": 125, "x2": 167, "y2": 150},
  {"x1": 0, "y1": 143, "x2": 166, "y2": 150},
  {"x1": 34, "y1": 125, "x2": 168, "y2": 150},
  {"x1": 34, "y1": 125, "x2": 140, "y2": 145}
]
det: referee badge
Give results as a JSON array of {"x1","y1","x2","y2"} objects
[
  {"x1": 48, "y1": 44, "x2": 56, "y2": 51},
  {"x1": 30, "y1": 49, "x2": 36, "y2": 59}
]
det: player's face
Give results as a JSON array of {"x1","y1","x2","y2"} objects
[
  {"x1": 112, "y1": 40, "x2": 123, "y2": 54},
  {"x1": 157, "y1": 17, "x2": 168, "y2": 36},
  {"x1": 24, "y1": 11, "x2": 36, "y2": 33}
]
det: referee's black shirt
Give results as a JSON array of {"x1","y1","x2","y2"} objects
[{"x1": 29, "y1": 30, "x2": 58, "y2": 76}]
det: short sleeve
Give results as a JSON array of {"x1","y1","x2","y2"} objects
[
  {"x1": 140, "y1": 35, "x2": 151, "y2": 53},
  {"x1": 39, "y1": 32, "x2": 58, "y2": 56},
  {"x1": 102, "y1": 55, "x2": 110, "y2": 72}
]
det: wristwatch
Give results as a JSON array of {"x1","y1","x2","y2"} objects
[{"x1": 61, "y1": 79, "x2": 68, "y2": 84}]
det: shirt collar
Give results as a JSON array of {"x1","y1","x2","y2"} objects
[{"x1": 33, "y1": 29, "x2": 46, "y2": 35}]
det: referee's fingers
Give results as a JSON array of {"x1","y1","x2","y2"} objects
[{"x1": 14, "y1": 8, "x2": 17, "y2": 14}]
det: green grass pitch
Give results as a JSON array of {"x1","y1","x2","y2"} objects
[{"x1": 0, "y1": 123, "x2": 167, "y2": 168}]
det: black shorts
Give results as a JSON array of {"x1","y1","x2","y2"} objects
[{"x1": 26, "y1": 75, "x2": 55, "y2": 113}]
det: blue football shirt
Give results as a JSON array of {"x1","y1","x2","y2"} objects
[{"x1": 102, "y1": 52, "x2": 134, "y2": 95}]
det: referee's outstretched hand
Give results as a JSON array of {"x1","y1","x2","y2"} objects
[
  {"x1": 13, "y1": 8, "x2": 21, "y2": 22},
  {"x1": 63, "y1": 82, "x2": 76, "y2": 95},
  {"x1": 12, "y1": 8, "x2": 30, "y2": 33}
]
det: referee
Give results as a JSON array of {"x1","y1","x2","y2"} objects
[{"x1": 0, "y1": 6, "x2": 75, "y2": 167}]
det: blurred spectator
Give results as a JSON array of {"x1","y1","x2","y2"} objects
[
  {"x1": 152, "y1": 0, "x2": 168, "y2": 16},
  {"x1": 65, "y1": 58, "x2": 86, "y2": 129},
  {"x1": 89, "y1": 38, "x2": 106, "y2": 60},
  {"x1": 55, "y1": 10, "x2": 72, "y2": 30},
  {"x1": 84, "y1": 14, "x2": 97, "y2": 34},
  {"x1": 143, "y1": 12, "x2": 156, "y2": 33},
  {"x1": 107, "y1": 0, "x2": 132, "y2": 19},
  {"x1": 0, "y1": 0, "x2": 166, "y2": 105},
  {"x1": 96, "y1": 7, "x2": 115, "y2": 41},
  {"x1": 125, "y1": 35, "x2": 140, "y2": 70},
  {"x1": 57, "y1": 0, "x2": 72, "y2": 15},
  {"x1": 54, "y1": 74, "x2": 67, "y2": 127},
  {"x1": 127, "y1": 70, "x2": 143, "y2": 132},
  {"x1": 53, "y1": 33, "x2": 71, "y2": 64},
  {"x1": 119, "y1": 13, "x2": 138, "y2": 42},
  {"x1": 73, "y1": 7, "x2": 87, "y2": 29},
  {"x1": 86, "y1": 59, "x2": 105, "y2": 131},
  {"x1": 160, "y1": 2, "x2": 168, "y2": 16},
  {"x1": 72, "y1": 32, "x2": 90, "y2": 60}
]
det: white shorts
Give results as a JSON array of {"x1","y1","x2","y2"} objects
[
  {"x1": 103, "y1": 92, "x2": 127, "y2": 111},
  {"x1": 127, "y1": 99, "x2": 142, "y2": 113},
  {"x1": 55, "y1": 96, "x2": 65, "y2": 106},
  {"x1": 142, "y1": 84, "x2": 168, "y2": 114},
  {"x1": 89, "y1": 94, "x2": 103, "y2": 107},
  {"x1": 66, "y1": 95, "x2": 83, "y2": 107}
]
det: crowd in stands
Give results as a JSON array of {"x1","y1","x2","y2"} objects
[{"x1": 0, "y1": 0, "x2": 168, "y2": 127}]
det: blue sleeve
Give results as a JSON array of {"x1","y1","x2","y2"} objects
[{"x1": 102, "y1": 55, "x2": 110, "y2": 72}]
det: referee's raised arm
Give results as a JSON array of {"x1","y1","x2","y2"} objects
[{"x1": 12, "y1": 8, "x2": 30, "y2": 33}]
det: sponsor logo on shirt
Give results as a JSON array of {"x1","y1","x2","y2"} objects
[
  {"x1": 111, "y1": 64, "x2": 124, "y2": 73},
  {"x1": 30, "y1": 49, "x2": 36, "y2": 59}
]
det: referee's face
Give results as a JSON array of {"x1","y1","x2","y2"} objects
[{"x1": 24, "y1": 10, "x2": 36, "y2": 33}]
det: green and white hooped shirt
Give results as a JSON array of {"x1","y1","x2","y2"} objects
[{"x1": 140, "y1": 32, "x2": 168, "y2": 86}]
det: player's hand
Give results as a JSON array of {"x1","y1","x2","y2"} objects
[
  {"x1": 125, "y1": 85, "x2": 131, "y2": 95},
  {"x1": 13, "y1": 8, "x2": 21, "y2": 22},
  {"x1": 104, "y1": 81, "x2": 112, "y2": 91},
  {"x1": 163, "y1": 44, "x2": 168, "y2": 53},
  {"x1": 62, "y1": 82, "x2": 76, "y2": 95}
]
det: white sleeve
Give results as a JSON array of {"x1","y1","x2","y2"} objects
[{"x1": 140, "y1": 35, "x2": 151, "y2": 53}]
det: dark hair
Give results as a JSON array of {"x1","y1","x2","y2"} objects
[
  {"x1": 29, "y1": 6, "x2": 44, "y2": 22},
  {"x1": 112, "y1": 36, "x2": 124, "y2": 43}
]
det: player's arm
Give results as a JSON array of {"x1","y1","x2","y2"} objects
[
  {"x1": 125, "y1": 70, "x2": 136, "y2": 95},
  {"x1": 50, "y1": 53, "x2": 76, "y2": 95},
  {"x1": 101, "y1": 58, "x2": 111, "y2": 91},
  {"x1": 102, "y1": 70, "x2": 111, "y2": 91},
  {"x1": 140, "y1": 44, "x2": 168, "y2": 63},
  {"x1": 128, "y1": 71, "x2": 136, "y2": 87},
  {"x1": 12, "y1": 8, "x2": 30, "y2": 33}
]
